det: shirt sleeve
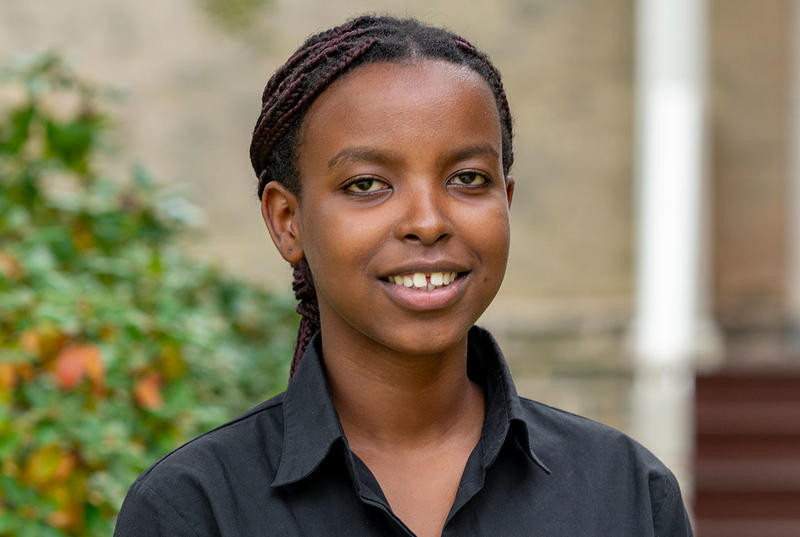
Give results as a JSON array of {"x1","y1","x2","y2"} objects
[
  {"x1": 651, "y1": 472, "x2": 694, "y2": 537},
  {"x1": 113, "y1": 479, "x2": 200, "y2": 537}
]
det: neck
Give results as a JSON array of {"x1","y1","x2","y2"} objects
[{"x1": 320, "y1": 328, "x2": 484, "y2": 451}]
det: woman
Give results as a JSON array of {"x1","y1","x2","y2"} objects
[{"x1": 114, "y1": 16, "x2": 693, "y2": 537}]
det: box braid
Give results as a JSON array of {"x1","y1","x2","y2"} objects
[{"x1": 249, "y1": 15, "x2": 514, "y2": 376}]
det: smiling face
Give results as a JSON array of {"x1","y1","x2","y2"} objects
[{"x1": 264, "y1": 59, "x2": 513, "y2": 360}]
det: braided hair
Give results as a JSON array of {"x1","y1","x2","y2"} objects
[{"x1": 249, "y1": 15, "x2": 514, "y2": 376}]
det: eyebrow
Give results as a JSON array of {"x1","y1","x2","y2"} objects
[
  {"x1": 437, "y1": 143, "x2": 500, "y2": 168},
  {"x1": 327, "y1": 147, "x2": 402, "y2": 170},
  {"x1": 326, "y1": 142, "x2": 501, "y2": 171}
]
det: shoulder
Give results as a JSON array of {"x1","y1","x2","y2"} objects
[
  {"x1": 508, "y1": 398, "x2": 693, "y2": 535},
  {"x1": 520, "y1": 397, "x2": 666, "y2": 472},
  {"x1": 519, "y1": 397, "x2": 688, "y2": 518},
  {"x1": 114, "y1": 393, "x2": 287, "y2": 537},
  {"x1": 139, "y1": 392, "x2": 286, "y2": 487}
]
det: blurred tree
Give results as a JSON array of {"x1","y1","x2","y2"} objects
[
  {"x1": 0, "y1": 53, "x2": 297, "y2": 536},
  {"x1": 196, "y1": 0, "x2": 273, "y2": 35}
]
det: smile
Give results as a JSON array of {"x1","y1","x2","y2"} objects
[
  {"x1": 380, "y1": 270, "x2": 467, "y2": 312},
  {"x1": 386, "y1": 272, "x2": 459, "y2": 291}
]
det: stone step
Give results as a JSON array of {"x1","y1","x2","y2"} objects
[
  {"x1": 694, "y1": 518, "x2": 800, "y2": 537},
  {"x1": 694, "y1": 372, "x2": 800, "y2": 527},
  {"x1": 695, "y1": 459, "x2": 800, "y2": 492}
]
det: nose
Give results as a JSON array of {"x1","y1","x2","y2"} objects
[{"x1": 395, "y1": 185, "x2": 453, "y2": 246}]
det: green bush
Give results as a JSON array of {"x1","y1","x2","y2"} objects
[{"x1": 0, "y1": 54, "x2": 297, "y2": 536}]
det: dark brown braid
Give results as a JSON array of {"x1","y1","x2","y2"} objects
[
  {"x1": 249, "y1": 16, "x2": 515, "y2": 376},
  {"x1": 290, "y1": 258, "x2": 318, "y2": 376}
]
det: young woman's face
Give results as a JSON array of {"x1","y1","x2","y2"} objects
[{"x1": 292, "y1": 59, "x2": 513, "y2": 358}]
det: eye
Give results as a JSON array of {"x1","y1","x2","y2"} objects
[
  {"x1": 345, "y1": 177, "x2": 390, "y2": 194},
  {"x1": 448, "y1": 171, "x2": 489, "y2": 187}
]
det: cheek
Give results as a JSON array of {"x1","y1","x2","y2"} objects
[
  {"x1": 299, "y1": 202, "x2": 386, "y2": 283},
  {"x1": 472, "y1": 204, "x2": 511, "y2": 259}
]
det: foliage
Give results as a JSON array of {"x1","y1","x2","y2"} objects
[
  {"x1": 196, "y1": 0, "x2": 273, "y2": 33},
  {"x1": 0, "y1": 53, "x2": 297, "y2": 536}
]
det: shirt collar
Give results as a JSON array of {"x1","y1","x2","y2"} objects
[
  {"x1": 271, "y1": 326, "x2": 550, "y2": 488},
  {"x1": 467, "y1": 326, "x2": 551, "y2": 474},
  {"x1": 271, "y1": 333, "x2": 345, "y2": 487}
]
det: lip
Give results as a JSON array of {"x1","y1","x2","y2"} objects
[{"x1": 378, "y1": 271, "x2": 469, "y2": 311}]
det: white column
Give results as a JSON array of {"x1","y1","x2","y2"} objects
[
  {"x1": 631, "y1": 0, "x2": 717, "y2": 499},
  {"x1": 788, "y1": 0, "x2": 800, "y2": 327}
]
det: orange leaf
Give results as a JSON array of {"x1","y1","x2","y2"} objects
[
  {"x1": 84, "y1": 350, "x2": 104, "y2": 386},
  {"x1": 19, "y1": 329, "x2": 41, "y2": 355},
  {"x1": 22, "y1": 445, "x2": 75, "y2": 486},
  {"x1": 46, "y1": 483, "x2": 84, "y2": 530},
  {"x1": 24, "y1": 326, "x2": 68, "y2": 361},
  {"x1": 134, "y1": 372, "x2": 164, "y2": 410},
  {"x1": 0, "y1": 363, "x2": 16, "y2": 399},
  {"x1": 16, "y1": 362, "x2": 34, "y2": 382},
  {"x1": 0, "y1": 251, "x2": 21, "y2": 279},
  {"x1": 54, "y1": 344, "x2": 104, "y2": 390}
]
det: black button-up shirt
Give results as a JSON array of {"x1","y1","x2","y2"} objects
[{"x1": 114, "y1": 326, "x2": 693, "y2": 536}]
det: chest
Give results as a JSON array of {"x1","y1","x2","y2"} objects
[
  {"x1": 356, "y1": 446, "x2": 474, "y2": 537},
  {"x1": 207, "y1": 453, "x2": 660, "y2": 537},
  {"x1": 177, "y1": 441, "x2": 668, "y2": 537}
]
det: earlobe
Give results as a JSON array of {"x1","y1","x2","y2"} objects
[
  {"x1": 261, "y1": 181, "x2": 304, "y2": 264},
  {"x1": 505, "y1": 176, "x2": 515, "y2": 208}
]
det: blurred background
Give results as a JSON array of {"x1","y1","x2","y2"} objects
[{"x1": 1, "y1": 0, "x2": 799, "y2": 535}]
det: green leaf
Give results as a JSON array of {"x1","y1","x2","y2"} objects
[{"x1": 0, "y1": 105, "x2": 34, "y2": 154}]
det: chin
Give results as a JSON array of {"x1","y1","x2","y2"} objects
[{"x1": 373, "y1": 325, "x2": 471, "y2": 358}]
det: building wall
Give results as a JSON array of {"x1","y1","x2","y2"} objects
[
  {"x1": 1, "y1": 0, "x2": 794, "y2": 436},
  {"x1": 711, "y1": 0, "x2": 791, "y2": 330}
]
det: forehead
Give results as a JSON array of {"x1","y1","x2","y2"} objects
[{"x1": 297, "y1": 60, "x2": 502, "y2": 165}]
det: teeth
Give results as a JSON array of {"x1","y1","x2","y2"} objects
[{"x1": 388, "y1": 271, "x2": 460, "y2": 290}]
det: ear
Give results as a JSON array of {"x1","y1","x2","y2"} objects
[
  {"x1": 261, "y1": 181, "x2": 304, "y2": 264},
  {"x1": 504, "y1": 175, "x2": 515, "y2": 208}
]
